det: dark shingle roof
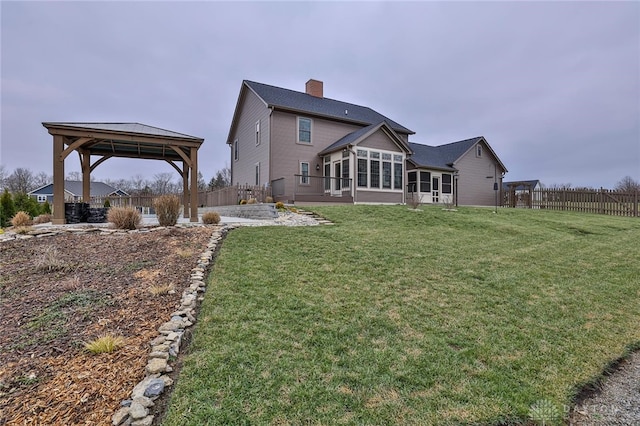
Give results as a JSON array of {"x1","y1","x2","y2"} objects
[
  {"x1": 244, "y1": 80, "x2": 414, "y2": 135},
  {"x1": 41, "y1": 122, "x2": 202, "y2": 140},
  {"x1": 29, "y1": 181, "x2": 128, "y2": 197},
  {"x1": 408, "y1": 137, "x2": 483, "y2": 171},
  {"x1": 502, "y1": 180, "x2": 540, "y2": 191}
]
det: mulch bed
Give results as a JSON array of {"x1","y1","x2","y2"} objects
[{"x1": 0, "y1": 226, "x2": 214, "y2": 425}]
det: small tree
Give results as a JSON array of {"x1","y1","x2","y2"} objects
[
  {"x1": 13, "y1": 192, "x2": 42, "y2": 217},
  {"x1": 614, "y1": 176, "x2": 640, "y2": 192},
  {"x1": 0, "y1": 189, "x2": 16, "y2": 227},
  {"x1": 41, "y1": 200, "x2": 52, "y2": 214}
]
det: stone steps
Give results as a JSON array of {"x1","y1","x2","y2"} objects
[{"x1": 295, "y1": 209, "x2": 334, "y2": 225}]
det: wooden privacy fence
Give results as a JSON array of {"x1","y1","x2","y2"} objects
[
  {"x1": 198, "y1": 185, "x2": 272, "y2": 207},
  {"x1": 525, "y1": 188, "x2": 639, "y2": 217}
]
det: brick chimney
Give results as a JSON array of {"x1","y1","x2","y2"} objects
[{"x1": 305, "y1": 79, "x2": 323, "y2": 98}]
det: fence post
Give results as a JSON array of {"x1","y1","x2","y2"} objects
[{"x1": 635, "y1": 190, "x2": 639, "y2": 217}]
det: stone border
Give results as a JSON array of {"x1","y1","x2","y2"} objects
[{"x1": 111, "y1": 224, "x2": 234, "y2": 426}]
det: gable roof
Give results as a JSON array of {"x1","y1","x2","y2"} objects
[
  {"x1": 42, "y1": 122, "x2": 202, "y2": 140},
  {"x1": 318, "y1": 121, "x2": 412, "y2": 156},
  {"x1": 29, "y1": 180, "x2": 128, "y2": 197},
  {"x1": 227, "y1": 80, "x2": 414, "y2": 143},
  {"x1": 408, "y1": 136, "x2": 508, "y2": 173},
  {"x1": 503, "y1": 180, "x2": 540, "y2": 191}
]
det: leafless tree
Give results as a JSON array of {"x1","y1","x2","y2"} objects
[
  {"x1": 33, "y1": 172, "x2": 52, "y2": 189},
  {"x1": 0, "y1": 165, "x2": 6, "y2": 190},
  {"x1": 151, "y1": 172, "x2": 177, "y2": 194},
  {"x1": 614, "y1": 176, "x2": 640, "y2": 192},
  {"x1": 6, "y1": 167, "x2": 35, "y2": 193}
]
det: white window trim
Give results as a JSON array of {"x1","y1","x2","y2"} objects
[
  {"x1": 37, "y1": 195, "x2": 47, "y2": 202},
  {"x1": 476, "y1": 144, "x2": 482, "y2": 157},
  {"x1": 255, "y1": 120, "x2": 260, "y2": 146},
  {"x1": 355, "y1": 147, "x2": 404, "y2": 191},
  {"x1": 300, "y1": 161, "x2": 310, "y2": 185},
  {"x1": 255, "y1": 162, "x2": 260, "y2": 186},
  {"x1": 233, "y1": 139, "x2": 239, "y2": 161},
  {"x1": 297, "y1": 117, "x2": 312, "y2": 144}
]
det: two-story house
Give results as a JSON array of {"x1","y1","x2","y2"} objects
[{"x1": 226, "y1": 79, "x2": 507, "y2": 205}]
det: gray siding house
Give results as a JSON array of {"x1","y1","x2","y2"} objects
[
  {"x1": 226, "y1": 79, "x2": 507, "y2": 206},
  {"x1": 29, "y1": 180, "x2": 128, "y2": 204}
]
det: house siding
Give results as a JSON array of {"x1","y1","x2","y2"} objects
[
  {"x1": 356, "y1": 190, "x2": 403, "y2": 204},
  {"x1": 454, "y1": 141, "x2": 502, "y2": 206},
  {"x1": 358, "y1": 129, "x2": 404, "y2": 152},
  {"x1": 270, "y1": 111, "x2": 365, "y2": 198},
  {"x1": 229, "y1": 89, "x2": 271, "y2": 187}
]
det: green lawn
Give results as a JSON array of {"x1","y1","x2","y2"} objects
[{"x1": 163, "y1": 205, "x2": 640, "y2": 425}]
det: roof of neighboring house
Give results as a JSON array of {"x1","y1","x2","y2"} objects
[
  {"x1": 29, "y1": 180, "x2": 129, "y2": 197},
  {"x1": 42, "y1": 122, "x2": 201, "y2": 140},
  {"x1": 318, "y1": 121, "x2": 412, "y2": 156},
  {"x1": 503, "y1": 180, "x2": 540, "y2": 191},
  {"x1": 227, "y1": 80, "x2": 414, "y2": 142},
  {"x1": 408, "y1": 136, "x2": 508, "y2": 173}
]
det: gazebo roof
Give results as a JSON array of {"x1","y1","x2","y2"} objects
[{"x1": 42, "y1": 122, "x2": 203, "y2": 162}]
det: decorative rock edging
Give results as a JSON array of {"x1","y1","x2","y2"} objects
[
  {"x1": 111, "y1": 224, "x2": 235, "y2": 426},
  {"x1": 0, "y1": 211, "x2": 325, "y2": 425}
]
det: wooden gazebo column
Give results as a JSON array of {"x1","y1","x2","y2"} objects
[
  {"x1": 52, "y1": 135, "x2": 66, "y2": 224},
  {"x1": 182, "y1": 162, "x2": 189, "y2": 219},
  {"x1": 189, "y1": 147, "x2": 198, "y2": 222}
]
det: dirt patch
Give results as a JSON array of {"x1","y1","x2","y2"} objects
[{"x1": 0, "y1": 227, "x2": 213, "y2": 425}]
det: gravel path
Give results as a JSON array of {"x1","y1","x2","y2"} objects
[{"x1": 569, "y1": 351, "x2": 640, "y2": 425}]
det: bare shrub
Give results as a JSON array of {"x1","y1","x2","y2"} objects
[
  {"x1": 265, "y1": 196, "x2": 274, "y2": 203},
  {"x1": 407, "y1": 194, "x2": 421, "y2": 210},
  {"x1": 153, "y1": 195, "x2": 181, "y2": 227},
  {"x1": 148, "y1": 283, "x2": 175, "y2": 296},
  {"x1": 34, "y1": 245, "x2": 69, "y2": 272},
  {"x1": 11, "y1": 211, "x2": 32, "y2": 227},
  {"x1": 107, "y1": 207, "x2": 141, "y2": 230},
  {"x1": 33, "y1": 214, "x2": 52, "y2": 224},
  {"x1": 202, "y1": 211, "x2": 221, "y2": 225},
  {"x1": 247, "y1": 198, "x2": 257, "y2": 204}
]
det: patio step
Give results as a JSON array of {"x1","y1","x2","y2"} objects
[{"x1": 295, "y1": 209, "x2": 334, "y2": 225}]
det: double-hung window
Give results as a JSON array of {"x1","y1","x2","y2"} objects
[
  {"x1": 357, "y1": 150, "x2": 368, "y2": 187},
  {"x1": 300, "y1": 162, "x2": 310, "y2": 184},
  {"x1": 255, "y1": 162, "x2": 260, "y2": 185},
  {"x1": 442, "y1": 173, "x2": 452, "y2": 194},
  {"x1": 233, "y1": 139, "x2": 238, "y2": 161},
  {"x1": 393, "y1": 154, "x2": 403, "y2": 190},
  {"x1": 370, "y1": 152, "x2": 380, "y2": 188},
  {"x1": 255, "y1": 120, "x2": 260, "y2": 146},
  {"x1": 382, "y1": 153, "x2": 392, "y2": 189},
  {"x1": 298, "y1": 117, "x2": 312, "y2": 144},
  {"x1": 420, "y1": 171, "x2": 431, "y2": 192}
]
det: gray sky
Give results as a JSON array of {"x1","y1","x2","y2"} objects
[{"x1": 2, "y1": 1, "x2": 639, "y2": 189}]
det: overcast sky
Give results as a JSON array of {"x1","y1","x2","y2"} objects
[{"x1": 2, "y1": 1, "x2": 638, "y2": 189}]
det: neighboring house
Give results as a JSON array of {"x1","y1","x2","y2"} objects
[
  {"x1": 29, "y1": 180, "x2": 128, "y2": 204},
  {"x1": 226, "y1": 79, "x2": 508, "y2": 205},
  {"x1": 407, "y1": 137, "x2": 508, "y2": 206}
]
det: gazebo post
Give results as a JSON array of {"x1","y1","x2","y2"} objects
[
  {"x1": 182, "y1": 162, "x2": 189, "y2": 219},
  {"x1": 52, "y1": 135, "x2": 65, "y2": 224},
  {"x1": 81, "y1": 149, "x2": 91, "y2": 203},
  {"x1": 190, "y1": 147, "x2": 198, "y2": 222}
]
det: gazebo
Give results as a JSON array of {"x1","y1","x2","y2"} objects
[{"x1": 42, "y1": 122, "x2": 204, "y2": 224}]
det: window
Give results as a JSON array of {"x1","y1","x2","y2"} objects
[
  {"x1": 342, "y1": 159, "x2": 350, "y2": 189},
  {"x1": 357, "y1": 150, "x2": 368, "y2": 187},
  {"x1": 357, "y1": 158, "x2": 368, "y2": 187},
  {"x1": 476, "y1": 144, "x2": 482, "y2": 157},
  {"x1": 300, "y1": 162, "x2": 309, "y2": 184},
  {"x1": 382, "y1": 153, "x2": 392, "y2": 189},
  {"x1": 233, "y1": 139, "x2": 238, "y2": 161},
  {"x1": 442, "y1": 174, "x2": 452, "y2": 194},
  {"x1": 255, "y1": 162, "x2": 260, "y2": 185},
  {"x1": 394, "y1": 156, "x2": 403, "y2": 190},
  {"x1": 298, "y1": 117, "x2": 312, "y2": 143},
  {"x1": 408, "y1": 171, "x2": 417, "y2": 193},
  {"x1": 255, "y1": 120, "x2": 260, "y2": 146},
  {"x1": 37, "y1": 195, "x2": 47, "y2": 202},
  {"x1": 420, "y1": 171, "x2": 431, "y2": 192},
  {"x1": 370, "y1": 152, "x2": 380, "y2": 188},
  {"x1": 324, "y1": 162, "x2": 331, "y2": 191}
]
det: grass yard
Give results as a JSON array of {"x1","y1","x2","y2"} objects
[{"x1": 163, "y1": 205, "x2": 640, "y2": 425}]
